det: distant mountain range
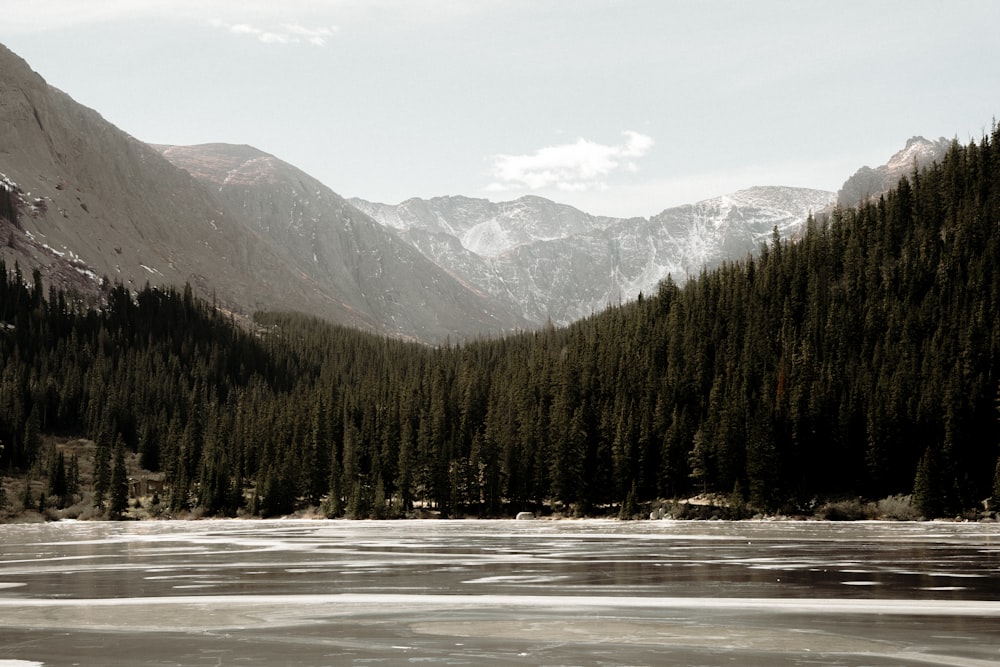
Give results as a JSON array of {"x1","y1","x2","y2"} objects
[
  {"x1": 0, "y1": 41, "x2": 952, "y2": 341},
  {"x1": 351, "y1": 187, "x2": 835, "y2": 326}
]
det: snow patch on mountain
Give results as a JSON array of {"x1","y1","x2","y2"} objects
[{"x1": 462, "y1": 219, "x2": 511, "y2": 258}]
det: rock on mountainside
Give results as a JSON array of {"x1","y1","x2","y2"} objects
[
  {"x1": 0, "y1": 42, "x2": 525, "y2": 342},
  {"x1": 353, "y1": 186, "x2": 835, "y2": 326},
  {"x1": 837, "y1": 136, "x2": 952, "y2": 208}
]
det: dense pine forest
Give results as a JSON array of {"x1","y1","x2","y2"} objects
[{"x1": 2, "y1": 130, "x2": 1000, "y2": 521}]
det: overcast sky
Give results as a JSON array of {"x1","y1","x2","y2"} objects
[{"x1": 3, "y1": 1, "x2": 998, "y2": 217}]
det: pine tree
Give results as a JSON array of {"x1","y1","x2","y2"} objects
[
  {"x1": 373, "y1": 475, "x2": 388, "y2": 519},
  {"x1": 396, "y1": 417, "x2": 415, "y2": 513},
  {"x1": 323, "y1": 451, "x2": 343, "y2": 518},
  {"x1": 21, "y1": 477, "x2": 32, "y2": 512},
  {"x1": 92, "y1": 432, "x2": 111, "y2": 510},
  {"x1": 913, "y1": 446, "x2": 946, "y2": 519},
  {"x1": 139, "y1": 420, "x2": 160, "y2": 472},
  {"x1": 109, "y1": 436, "x2": 129, "y2": 519},
  {"x1": 22, "y1": 407, "x2": 40, "y2": 467},
  {"x1": 48, "y1": 450, "x2": 68, "y2": 508},
  {"x1": 68, "y1": 453, "x2": 80, "y2": 496},
  {"x1": 990, "y1": 457, "x2": 1000, "y2": 512},
  {"x1": 619, "y1": 482, "x2": 638, "y2": 520}
]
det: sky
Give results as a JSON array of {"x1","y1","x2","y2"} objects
[{"x1": 2, "y1": 0, "x2": 998, "y2": 218}]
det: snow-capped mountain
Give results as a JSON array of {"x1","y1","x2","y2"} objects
[{"x1": 353, "y1": 186, "x2": 835, "y2": 326}]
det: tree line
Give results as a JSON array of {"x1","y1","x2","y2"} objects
[{"x1": 2, "y1": 129, "x2": 1000, "y2": 519}]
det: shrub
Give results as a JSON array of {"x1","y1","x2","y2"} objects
[
  {"x1": 875, "y1": 494, "x2": 921, "y2": 521},
  {"x1": 818, "y1": 498, "x2": 869, "y2": 521}
]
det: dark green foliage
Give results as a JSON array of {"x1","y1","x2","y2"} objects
[
  {"x1": 109, "y1": 436, "x2": 128, "y2": 519},
  {"x1": 1, "y1": 128, "x2": 1000, "y2": 517},
  {"x1": 21, "y1": 476, "x2": 32, "y2": 511},
  {"x1": 47, "y1": 450, "x2": 68, "y2": 508},
  {"x1": 991, "y1": 457, "x2": 1000, "y2": 511},
  {"x1": 68, "y1": 454, "x2": 80, "y2": 496},
  {"x1": 619, "y1": 483, "x2": 638, "y2": 520},
  {"x1": 92, "y1": 432, "x2": 111, "y2": 510}
]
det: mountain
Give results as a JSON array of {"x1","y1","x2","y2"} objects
[
  {"x1": 0, "y1": 40, "x2": 957, "y2": 341},
  {"x1": 6, "y1": 128, "x2": 998, "y2": 520},
  {"x1": 154, "y1": 143, "x2": 529, "y2": 340},
  {"x1": 356, "y1": 134, "x2": 954, "y2": 329},
  {"x1": 837, "y1": 136, "x2": 952, "y2": 208},
  {"x1": 0, "y1": 43, "x2": 525, "y2": 342},
  {"x1": 0, "y1": 43, "x2": 257, "y2": 308},
  {"x1": 353, "y1": 186, "x2": 835, "y2": 326}
]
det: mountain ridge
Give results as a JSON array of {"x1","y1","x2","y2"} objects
[{"x1": 353, "y1": 185, "x2": 835, "y2": 326}]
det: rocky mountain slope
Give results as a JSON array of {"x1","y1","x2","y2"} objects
[
  {"x1": 0, "y1": 43, "x2": 525, "y2": 342},
  {"x1": 837, "y1": 136, "x2": 952, "y2": 208},
  {"x1": 154, "y1": 143, "x2": 529, "y2": 340},
  {"x1": 353, "y1": 186, "x2": 836, "y2": 326},
  {"x1": 0, "y1": 43, "x2": 258, "y2": 310}
]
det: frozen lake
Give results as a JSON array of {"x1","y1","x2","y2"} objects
[{"x1": 1, "y1": 519, "x2": 999, "y2": 666}]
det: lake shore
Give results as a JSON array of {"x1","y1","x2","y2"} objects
[{"x1": 3, "y1": 437, "x2": 998, "y2": 524}]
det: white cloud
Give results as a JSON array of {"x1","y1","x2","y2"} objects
[
  {"x1": 283, "y1": 22, "x2": 339, "y2": 46},
  {"x1": 3, "y1": 2, "x2": 343, "y2": 41},
  {"x1": 211, "y1": 20, "x2": 338, "y2": 46},
  {"x1": 486, "y1": 131, "x2": 654, "y2": 193},
  {"x1": 1, "y1": 1, "x2": 485, "y2": 34}
]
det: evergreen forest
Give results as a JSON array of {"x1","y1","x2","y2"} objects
[{"x1": 3, "y1": 130, "x2": 1000, "y2": 520}]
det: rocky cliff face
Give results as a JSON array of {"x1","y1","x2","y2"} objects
[{"x1": 354, "y1": 186, "x2": 835, "y2": 326}]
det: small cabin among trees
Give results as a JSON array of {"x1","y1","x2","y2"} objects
[{"x1": 129, "y1": 474, "x2": 166, "y2": 499}]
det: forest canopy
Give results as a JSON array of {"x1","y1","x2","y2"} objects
[{"x1": 2, "y1": 128, "x2": 1000, "y2": 520}]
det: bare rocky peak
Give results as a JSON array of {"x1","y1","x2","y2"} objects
[
  {"x1": 837, "y1": 136, "x2": 951, "y2": 208},
  {"x1": 886, "y1": 136, "x2": 952, "y2": 178}
]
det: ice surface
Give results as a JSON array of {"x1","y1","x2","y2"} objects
[{"x1": 1, "y1": 519, "x2": 998, "y2": 666}]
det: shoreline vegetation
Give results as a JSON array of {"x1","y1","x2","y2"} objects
[
  {"x1": 4, "y1": 129, "x2": 1000, "y2": 525},
  {"x1": 2, "y1": 436, "x2": 997, "y2": 525}
]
